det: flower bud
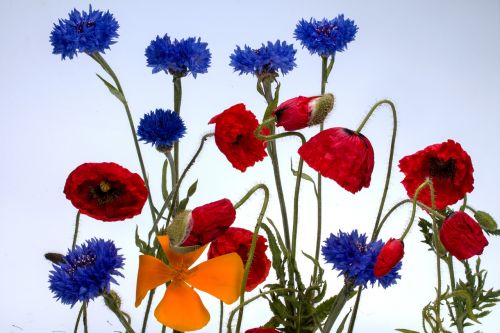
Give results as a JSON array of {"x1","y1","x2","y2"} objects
[
  {"x1": 439, "y1": 211, "x2": 489, "y2": 260},
  {"x1": 44, "y1": 252, "x2": 65, "y2": 265},
  {"x1": 474, "y1": 210, "x2": 498, "y2": 232},
  {"x1": 181, "y1": 199, "x2": 236, "y2": 246},
  {"x1": 166, "y1": 210, "x2": 192, "y2": 246},
  {"x1": 374, "y1": 238, "x2": 404, "y2": 278},
  {"x1": 273, "y1": 94, "x2": 334, "y2": 131}
]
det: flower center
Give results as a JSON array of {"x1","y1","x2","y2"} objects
[
  {"x1": 90, "y1": 180, "x2": 120, "y2": 205},
  {"x1": 75, "y1": 20, "x2": 96, "y2": 33},
  {"x1": 355, "y1": 241, "x2": 367, "y2": 253},
  {"x1": 173, "y1": 267, "x2": 189, "y2": 281},
  {"x1": 232, "y1": 134, "x2": 244, "y2": 145},
  {"x1": 315, "y1": 24, "x2": 336, "y2": 36},
  {"x1": 429, "y1": 157, "x2": 456, "y2": 180},
  {"x1": 66, "y1": 253, "x2": 96, "y2": 276}
]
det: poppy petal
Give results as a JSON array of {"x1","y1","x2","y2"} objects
[
  {"x1": 157, "y1": 235, "x2": 207, "y2": 270},
  {"x1": 135, "y1": 255, "x2": 175, "y2": 307},
  {"x1": 185, "y1": 252, "x2": 244, "y2": 304},
  {"x1": 154, "y1": 280, "x2": 210, "y2": 331}
]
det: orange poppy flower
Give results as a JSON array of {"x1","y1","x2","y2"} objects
[{"x1": 135, "y1": 235, "x2": 244, "y2": 331}]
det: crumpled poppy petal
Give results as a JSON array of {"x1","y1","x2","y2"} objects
[
  {"x1": 185, "y1": 252, "x2": 243, "y2": 304},
  {"x1": 157, "y1": 235, "x2": 208, "y2": 270},
  {"x1": 135, "y1": 255, "x2": 175, "y2": 307},
  {"x1": 154, "y1": 280, "x2": 210, "y2": 331}
]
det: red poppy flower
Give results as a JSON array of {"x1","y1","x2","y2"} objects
[
  {"x1": 439, "y1": 211, "x2": 488, "y2": 260},
  {"x1": 374, "y1": 238, "x2": 404, "y2": 278},
  {"x1": 208, "y1": 227, "x2": 271, "y2": 291},
  {"x1": 209, "y1": 103, "x2": 269, "y2": 172},
  {"x1": 64, "y1": 162, "x2": 148, "y2": 222},
  {"x1": 298, "y1": 127, "x2": 374, "y2": 193},
  {"x1": 399, "y1": 140, "x2": 474, "y2": 210},
  {"x1": 181, "y1": 199, "x2": 236, "y2": 246},
  {"x1": 272, "y1": 93, "x2": 334, "y2": 131},
  {"x1": 246, "y1": 328, "x2": 282, "y2": 333}
]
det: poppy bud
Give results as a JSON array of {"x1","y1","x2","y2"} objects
[
  {"x1": 439, "y1": 211, "x2": 489, "y2": 260},
  {"x1": 298, "y1": 127, "x2": 374, "y2": 193},
  {"x1": 474, "y1": 210, "x2": 498, "y2": 232},
  {"x1": 273, "y1": 94, "x2": 334, "y2": 131},
  {"x1": 374, "y1": 238, "x2": 404, "y2": 278},
  {"x1": 180, "y1": 199, "x2": 236, "y2": 246}
]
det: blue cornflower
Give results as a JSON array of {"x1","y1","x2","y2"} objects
[
  {"x1": 48, "y1": 239, "x2": 124, "y2": 306},
  {"x1": 145, "y1": 34, "x2": 211, "y2": 78},
  {"x1": 230, "y1": 40, "x2": 297, "y2": 77},
  {"x1": 322, "y1": 230, "x2": 401, "y2": 288},
  {"x1": 294, "y1": 15, "x2": 358, "y2": 56},
  {"x1": 50, "y1": 5, "x2": 119, "y2": 60},
  {"x1": 137, "y1": 109, "x2": 186, "y2": 150}
]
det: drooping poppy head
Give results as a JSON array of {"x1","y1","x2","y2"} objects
[
  {"x1": 208, "y1": 227, "x2": 271, "y2": 291},
  {"x1": 64, "y1": 162, "x2": 148, "y2": 222},
  {"x1": 298, "y1": 127, "x2": 374, "y2": 193},
  {"x1": 209, "y1": 104, "x2": 269, "y2": 172},
  {"x1": 167, "y1": 198, "x2": 236, "y2": 247},
  {"x1": 373, "y1": 238, "x2": 404, "y2": 278},
  {"x1": 273, "y1": 93, "x2": 334, "y2": 131},
  {"x1": 399, "y1": 140, "x2": 474, "y2": 210},
  {"x1": 439, "y1": 211, "x2": 488, "y2": 260}
]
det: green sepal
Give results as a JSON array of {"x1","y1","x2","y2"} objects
[{"x1": 178, "y1": 180, "x2": 198, "y2": 210}]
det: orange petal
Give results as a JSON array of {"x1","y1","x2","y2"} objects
[
  {"x1": 135, "y1": 255, "x2": 175, "y2": 307},
  {"x1": 185, "y1": 252, "x2": 244, "y2": 304},
  {"x1": 157, "y1": 235, "x2": 207, "y2": 270},
  {"x1": 154, "y1": 279, "x2": 210, "y2": 331}
]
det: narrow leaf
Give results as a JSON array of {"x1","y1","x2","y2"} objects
[
  {"x1": 96, "y1": 74, "x2": 126, "y2": 104},
  {"x1": 336, "y1": 308, "x2": 352, "y2": 333}
]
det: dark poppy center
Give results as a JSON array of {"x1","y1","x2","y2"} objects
[
  {"x1": 232, "y1": 134, "x2": 244, "y2": 145},
  {"x1": 274, "y1": 107, "x2": 286, "y2": 121},
  {"x1": 429, "y1": 157, "x2": 456, "y2": 180},
  {"x1": 66, "y1": 253, "x2": 96, "y2": 276},
  {"x1": 90, "y1": 180, "x2": 121, "y2": 205}
]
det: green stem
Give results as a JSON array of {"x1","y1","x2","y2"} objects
[
  {"x1": 161, "y1": 159, "x2": 169, "y2": 201},
  {"x1": 261, "y1": 79, "x2": 291, "y2": 250},
  {"x1": 346, "y1": 287, "x2": 363, "y2": 333},
  {"x1": 465, "y1": 205, "x2": 477, "y2": 214},
  {"x1": 173, "y1": 76, "x2": 182, "y2": 207},
  {"x1": 103, "y1": 293, "x2": 135, "y2": 333},
  {"x1": 74, "y1": 302, "x2": 84, "y2": 333},
  {"x1": 165, "y1": 151, "x2": 176, "y2": 199},
  {"x1": 446, "y1": 256, "x2": 464, "y2": 333},
  {"x1": 161, "y1": 326, "x2": 166, "y2": 333},
  {"x1": 82, "y1": 301, "x2": 88, "y2": 333},
  {"x1": 459, "y1": 194, "x2": 467, "y2": 212},
  {"x1": 72, "y1": 211, "x2": 81, "y2": 250},
  {"x1": 141, "y1": 289, "x2": 155, "y2": 333},
  {"x1": 88, "y1": 53, "x2": 156, "y2": 222},
  {"x1": 323, "y1": 282, "x2": 354, "y2": 332},
  {"x1": 400, "y1": 179, "x2": 432, "y2": 241},
  {"x1": 219, "y1": 301, "x2": 224, "y2": 333},
  {"x1": 428, "y1": 180, "x2": 443, "y2": 327},
  {"x1": 235, "y1": 184, "x2": 270, "y2": 333},
  {"x1": 227, "y1": 288, "x2": 294, "y2": 333}
]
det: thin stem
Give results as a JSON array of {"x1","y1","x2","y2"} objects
[
  {"x1": 219, "y1": 301, "x2": 224, "y2": 333},
  {"x1": 347, "y1": 287, "x2": 363, "y2": 333},
  {"x1": 165, "y1": 151, "x2": 176, "y2": 195},
  {"x1": 161, "y1": 159, "x2": 169, "y2": 201},
  {"x1": 261, "y1": 79, "x2": 291, "y2": 250},
  {"x1": 88, "y1": 53, "x2": 156, "y2": 222},
  {"x1": 73, "y1": 302, "x2": 84, "y2": 333},
  {"x1": 235, "y1": 184, "x2": 270, "y2": 333},
  {"x1": 103, "y1": 293, "x2": 135, "y2": 333},
  {"x1": 291, "y1": 157, "x2": 305, "y2": 263},
  {"x1": 72, "y1": 211, "x2": 81, "y2": 250},
  {"x1": 429, "y1": 180, "x2": 443, "y2": 326},
  {"x1": 459, "y1": 194, "x2": 467, "y2": 212},
  {"x1": 400, "y1": 179, "x2": 432, "y2": 241},
  {"x1": 173, "y1": 76, "x2": 182, "y2": 207},
  {"x1": 465, "y1": 205, "x2": 477, "y2": 214},
  {"x1": 161, "y1": 326, "x2": 166, "y2": 333},
  {"x1": 141, "y1": 289, "x2": 155, "y2": 333},
  {"x1": 82, "y1": 301, "x2": 88, "y2": 333},
  {"x1": 446, "y1": 256, "x2": 464, "y2": 333},
  {"x1": 323, "y1": 282, "x2": 354, "y2": 332}
]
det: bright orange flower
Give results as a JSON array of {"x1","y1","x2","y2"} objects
[{"x1": 135, "y1": 235, "x2": 244, "y2": 331}]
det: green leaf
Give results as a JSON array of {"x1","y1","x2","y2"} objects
[
  {"x1": 135, "y1": 226, "x2": 149, "y2": 254},
  {"x1": 187, "y1": 180, "x2": 198, "y2": 197},
  {"x1": 96, "y1": 73, "x2": 126, "y2": 104},
  {"x1": 395, "y1": 329, "x2": 420, "y2": 333},
  {"x1": 336, "y1": 308, "x2": 352, "y2": 333},
  {"x1": 314, "y1": 296, "x2": 336, "y2": 323},
  {"x1": 291, "y1": 160, "x2": 318, "y2": 196},
  {"x1": 178, "y1": 197, "x2": 189, "y2": 211},
  {"x1": 261, "y1": 223, "x2": 286, "y2": 284}
]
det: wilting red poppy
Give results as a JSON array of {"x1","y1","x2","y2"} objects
[
  {"x1": 273, "y1": 93, "x2": 334, "y2": 131},
  {"x1": 246, "y1": 328, "x2": 282, "y2": 333},
  {"x1": 208, "y1": 227, "x2": 271, "y2": 291},
  {"x1": 374, "y1": 238, "x2": 404, "y2": 277},
  {"x1": 399, "y1": 140, "x2": 474, "y2": 210},
  {"x1": 209, "y1": 103, "x2": 269, "y2": 172},
  {"x1": 181, "y1": 199, "x2": 236, "y2": 246},
  {"x1": 439, "y1": 211, "x2": 488, "y2": 260},
  {"x1": 298, "y1": 127, "x2": 374, "y2": 193},
  {"x1": 64, "y1": 162, "x2": 148, "y2": 222}
]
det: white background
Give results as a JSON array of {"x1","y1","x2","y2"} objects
[{"x1": 1, "y1": 0, "x2": 499, "y2": 332}]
